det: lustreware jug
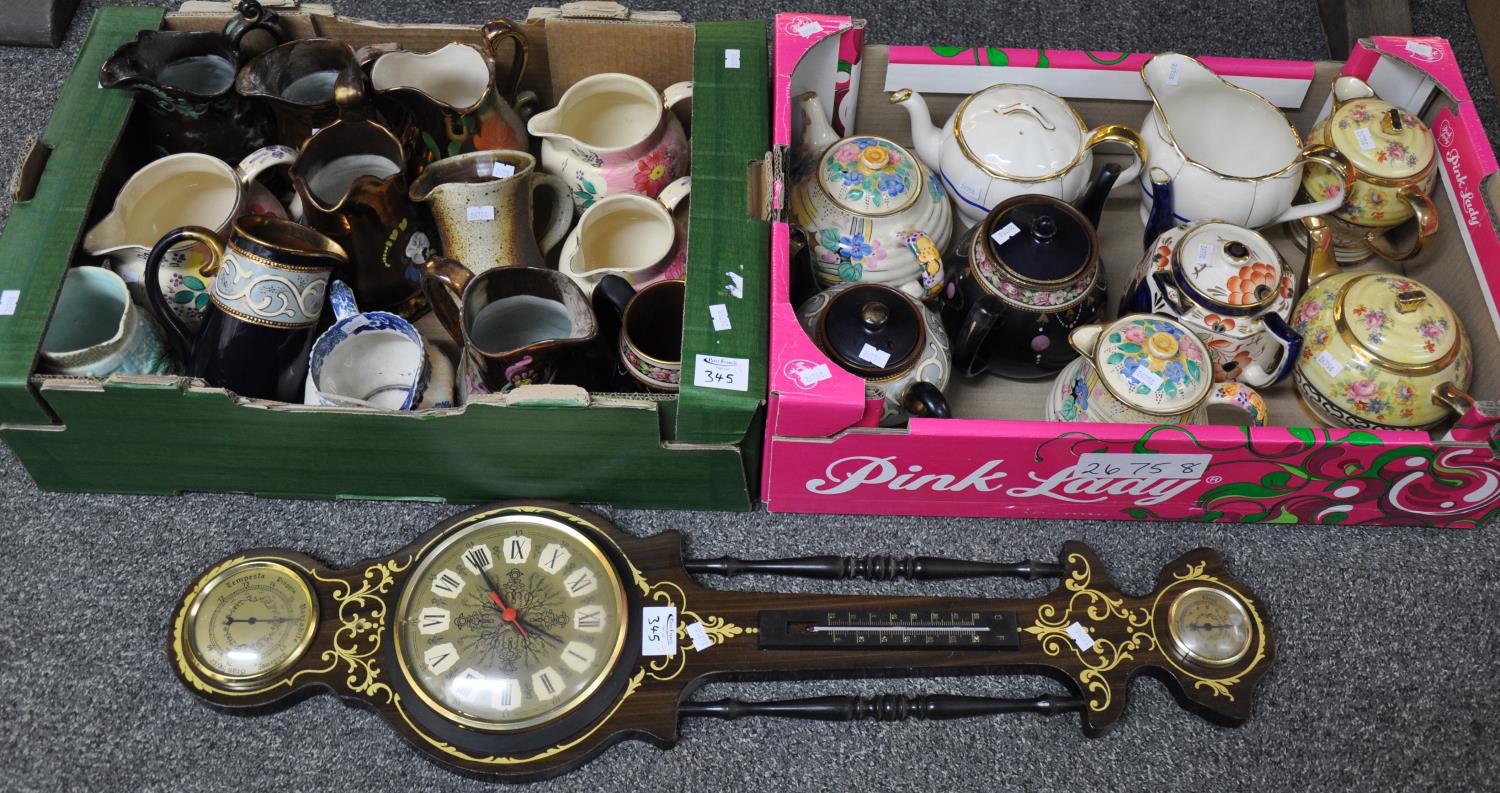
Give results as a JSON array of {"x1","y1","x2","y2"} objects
[{"x1": 368, "y1": 19, "x2": 532, "y2": 176}]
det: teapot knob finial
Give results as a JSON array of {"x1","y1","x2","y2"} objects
[
  {"x1": 1395, "y1": 290, "x2": 1427, "y2": 314},
  {"x1": 1224, "y1": 241, "x2": 1250, "y2": 261},
  {"x1": 860, "y1": 301, "x2": 890, "y2": 331},
  {"x1": 1030, "y1": 215, "x2": 1057, "y2": 242},
  {"x1": 1382, "y1": 108, "x2": 1404, "y2": 134}
]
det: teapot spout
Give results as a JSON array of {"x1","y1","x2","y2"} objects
[
  {"x1": 1072, "y1": 162, "x2": 1122, "y2": 230},
  {"x1": 794, "y1": 92, "x2": 841, "y2": 159},
  {"x1": 889, "y1": 88, "x2": 942, "y2": 170}
]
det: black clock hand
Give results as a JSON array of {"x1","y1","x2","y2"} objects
[
  {"x1": 223, "y1": 615, "x2": 297, "y2": 626},
  {"x1": 515, "y1": 616, "x2": 564, "y2": 645}
]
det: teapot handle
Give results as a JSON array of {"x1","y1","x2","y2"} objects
[
  {"x1": 1202, "y1": 382, "x2": 1270, "y2": 427},
  {"x1": 950, "y1": 294, "x2": 1003, "y2": 377},
  {"x1": 1271, "y1": 146, "x2": 1354, "y2": 224},
  {"x1": 1364, "y1": 185, "x2": 1438, "y2": 262},
  {"x1": 902, "y1": 381, "x2": 951, "y2": 420},
  {"x1": 1234, "y1": 312, "x2": 1302, "y2": 388},
  {"x1": 1080, "y1": 124, "x2": 1147, "y2": 190},
  {"x1": 1331, "y1": 75, "x2": 1377, "y2": 105},
  {"x1": 481, "y1": 18, "x2": 529, "y2": 102},
  {"x1": 420, "y1": 256, "x2": 474, "y2": 347},
  {"x1": 143, "y1": 226, "x2": 224, "y2": 363}
]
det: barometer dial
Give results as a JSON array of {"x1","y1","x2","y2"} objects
[
  {"x1": 184, "y1": 560, "x2": 318, "y2": 688},
  {"x1": 394, "y1": 514, "x2": 629, "y2": 732},
  {"x1": 1166, "y1": 586, "x2": 1253, "y2": 667}
]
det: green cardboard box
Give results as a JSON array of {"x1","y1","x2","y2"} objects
[{"x1": 0, "y1": 4, "x2": 769, "y2": 510}]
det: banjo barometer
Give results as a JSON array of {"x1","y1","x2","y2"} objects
[{"x1": 170, "y1": 502, "x2": 1274, "y2": 781}]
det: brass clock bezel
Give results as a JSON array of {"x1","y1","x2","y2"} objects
[
  {"x1": 1165, "y1": 585, "x2": 1253, "y2": 668},
  {"x1": 392, "y1": 513, "x2": 632, "y2": 734},
  {"x1": 183, "y1": 558, "x2": 320, "y2": 690}
]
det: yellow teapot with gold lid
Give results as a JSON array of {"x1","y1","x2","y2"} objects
[{"x1": 1301, "y1": 76, "x2": 1439, "y2": 262}]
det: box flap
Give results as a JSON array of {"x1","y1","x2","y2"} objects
[
  {"x1": 0, "y1": 5, "x2": 163, "y2": 426},
  {"x1": 675, "y1": 20, "x2": 771, "y2": 445}
]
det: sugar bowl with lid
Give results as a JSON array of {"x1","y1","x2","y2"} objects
[
  {"x1": 1047, "y1": 314, "x2": 1270, "y2": 426},
  {"x1": 798, "y1": 282, "x2": 952, "y2": 426},
  {"x1": 790, "y1": 93, "x2": 953, "y2": 301},
  {"x1": 1122, "y1": 220, "x2": 1300, "y2": 386},
  {"x1": 890, "y1": 83, "x2": 1145, "y2": 227},
  {"x1": 1300, "y1": 76, "x2": 1439, "y2": 262},
  {"x1": 1291, "y1": 221, "x2": 1472, "y2": 430}
]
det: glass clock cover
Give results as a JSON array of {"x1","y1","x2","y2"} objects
[
  {"x1": 395, "y1": 514, "x2": 629, "y2": 731},
  {"x1": 186, "y1": 559, "x2": 318, "y2": 686},
  {"x1": 1167, "y1": 586, "x2": 1252, "y2": 667}
]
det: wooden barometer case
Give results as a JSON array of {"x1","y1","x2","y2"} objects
[{"x1": 169, "y1": 501, "x2": 1275, "y2": 781}]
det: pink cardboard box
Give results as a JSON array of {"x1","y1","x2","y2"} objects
[{"x1": 762, "y1": 14, "x2": 1500, "y2": 527}]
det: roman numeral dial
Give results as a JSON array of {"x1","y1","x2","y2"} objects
[{"x1": 395, "y1": 514, "x2": 628, "y2": 732}]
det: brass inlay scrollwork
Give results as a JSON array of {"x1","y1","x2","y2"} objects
[
  {"x1": 638, "y1": 575, "x2": 749, "y2": 683},
  {"x1": 309, "y1": 557, "x2": 412, "y2": 704},
  {"x1": 1020, "y1": 552, "x2": 1155, "y2": 712}
]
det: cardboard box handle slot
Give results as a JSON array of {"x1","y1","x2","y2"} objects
[
  {"x1": 528, "y1": 2, "x2": 681, "y2": 22},
  {"x1": 9, "y1": 138, "x2": 51, "y2": 203}
]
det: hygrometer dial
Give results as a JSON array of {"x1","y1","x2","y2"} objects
[
  {"x1": 393, "y1": 513, "x2": 630, "y2": 732},
  {"x1": 1166, "y1": 585, "x2": 1253, "y2": 668},
  {"x1": 184, "y1": 559, "x2": 318, "y2": 688}
]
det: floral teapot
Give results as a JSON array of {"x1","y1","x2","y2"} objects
[
  {"x1": 1290, "y1": 217, "x2": 1472, "y2": 430},
  {"x1": 1121, "y1": 220, "x2": 1301, "y2": 387},
  {"x1": 889, "y1": 83, "x2": 1145, "y2": 227},
  {"x1": 789, "y1": 92, "x2": 953, "y2": 301},
  {"x1": 1300, "y1": 75, "x2": 1439, "y2": 262}
]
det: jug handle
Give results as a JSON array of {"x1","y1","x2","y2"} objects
[
  {"x1": 1201, "y1": 382, "x2": 1270, "y2": 427},
  {"x1": 1269, "y1": 146, "x2": 1354, "y2": 224},
  {"x1": 143, "y1": 226, "x2": 224, "y2": 363},
  {"x1": 595, "y1": 273, "x2": 637, "y2": 322},
  {"x1": 657, "y1": 176, "x2": 692, "y2": 213},
  {"x1": 1081, "y1": 124, "x2": 1147, "y2": 191},
  {"x1": 482, "y1": 18, "x2": 529, "y2": 101},
  {"x1": 1364, "y1": 185, "x2": 1438, "y2": 261},
  {"x1": 328, "y1": 280, "x2": 360, "y2": 323},
  {"x1": 420, "y1": 256, "x2": 474, "y2": 347},
  {"x1": 236, "y1": 145, "x2": 299, "y2": 192},
  {"x1": 225, "y1": 0, "x2": 288, "y2": 51},
  {"x1": 902, "y1": 381, "x2": 951, "y2": 420},
  {"x1": 533, "y1": 174, "x2": 576, "y2": 256},
  {"x1": 664, "y1": 81, "x2": 694, "y2": 134},
  {"x1": 332, "y1": 66, "x2": 371, "y2": 123},
  {"x1": 1234, "y1": 312, "x2": 1302, "y2": 388}
]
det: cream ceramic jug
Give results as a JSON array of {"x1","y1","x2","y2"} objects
[
  {"x1": 890, "y1": 83, "x2": 1145, "y2": 227},
  {"x1": 1137, "y1": 53, "x2": 1351, "y2": 229},
  {"x1": 559, "y1": 176, "x2": 690, "y2": 296},
  {"x1": 527, "y1": 72, "x2": 692, "y2": 209}
]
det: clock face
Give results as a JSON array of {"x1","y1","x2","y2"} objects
[
  {"x1": 394, "y1": 514, "x2": 630, "y2": 731},
  {"x1": 1166, "y1": 586, "x2": 1253, "y2": 668},
  {"x1": 185, "y1": 560, "x2": 318, "y2": 688}
]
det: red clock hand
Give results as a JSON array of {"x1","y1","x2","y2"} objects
[{"x1": 486, "y1": 588, "x2": 528, "y2": 637}]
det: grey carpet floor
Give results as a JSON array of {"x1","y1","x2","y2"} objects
[{"x1": 2, "y1": 1, "x2": 1499, "y2": 791}]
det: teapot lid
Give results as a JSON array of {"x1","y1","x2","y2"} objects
[
  {"x1": 1337, "y1": 273, "x2": 1461, "y2": 370},
  {"x1": 954, "y1": 84, "x2": 1085, "y2": 180},
  {"x1": 982, "y1": 195, "x2": 1095, "y2": 286},
  {"x1": 817, "y1": 136, "x2": 922, "y2": 216},
  {"x1": 1171, "y1": 222, "x2": 1288, "y2": 312},
  {"x1": 820, "y1": 283, "x2": 922, "y2": 378},
  {"x1": 1329, "y1": 97, "x2": 1434, "y2": 179},
  {"x1": 1090, "y1": 314, "x2": 1212, "y2": 415}
]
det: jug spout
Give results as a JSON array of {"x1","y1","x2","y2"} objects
[
  {"x1": 1141, "y1": 52, "x2": 1222, "y2": 98},
  {"x1": 888, "y1": 88, "x2": 942, "y2": 170},
  {"x1": 794, "y1": 92, "x2": 841, "y2": 159},
  {"x1": 525, "y1": 106, "x2": 568, "y2": 141},
  {"x1": 82, "y1": 210, "x2": 128, "y2": 254}
]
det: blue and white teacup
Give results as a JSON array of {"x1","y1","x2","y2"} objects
[{"x1": 304, "y1": 280, "x2": 428, "y2": 410}]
